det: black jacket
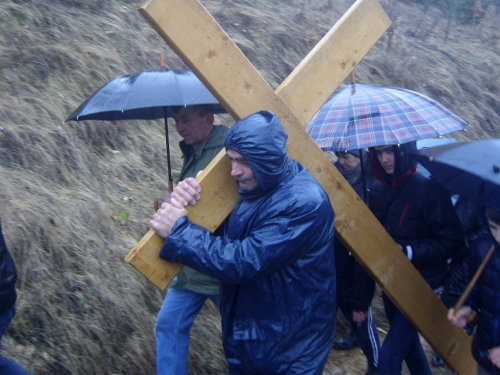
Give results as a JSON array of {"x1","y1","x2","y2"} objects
[
  {"x1": 334, "y1": 155, "x2": 377, "y2": 311},
  {"x1": 441, "y1": 196, "x2": 487, "y2": 307},
  {"x1": 0, "y1": 219, "x2": 17, "y2": 314},
  {"x1": 467, "y1": 190, "x2": 500, "y2": 374},
  {"x1": 368, "y1": 142, "x2": 464, "y2": 289}
]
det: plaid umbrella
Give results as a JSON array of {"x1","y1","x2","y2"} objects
[{"x1": 306, "y1": 83, "x2": 470, "y2": 151}]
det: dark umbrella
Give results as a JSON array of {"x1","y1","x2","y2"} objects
[
  {"x1": 407, "y1": 139, "x2": 500, "y2": 205},
  {"x1": 416, "y1": 137, "x2": 458, "y2": 178},
  {"x1": 65, "y1": 63, "x2": 226, "y2": 191},
  {"x1": 408, "y1": 139, "x2": 500, "y2": 312}
]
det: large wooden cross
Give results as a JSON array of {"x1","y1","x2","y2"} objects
[{"x1": 125, "y1": 0, "x2": 475, "y2": 373}]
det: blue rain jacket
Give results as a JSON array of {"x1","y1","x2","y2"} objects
[{"x1": 161, "y1": 111, "x2": 336, "y2": 374}]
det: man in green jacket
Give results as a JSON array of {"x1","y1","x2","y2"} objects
[{"x1": 155, "y1": 104, "x2": 228, "y2": 375}]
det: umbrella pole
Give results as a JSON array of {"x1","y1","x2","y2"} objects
[
  {"x1": 164, "y1": 113, "x2": 174, "y2": 193},
  {"x1": 454, "y1": 244, "x2": 495, "y2": 312},
  {"x1": 359, "y1": 149, "x2": 368, "y2": 203}
]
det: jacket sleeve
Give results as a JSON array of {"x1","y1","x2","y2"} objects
[
  {"x1": 396, "y1": 184, "x2": 464, "y2": 268},
  {"x1": 0, "y1": 219, "x2": 17, "y2": 311},
  {"x1": 465, "y1": 236, "x2": 493, "y2": 312},
  {"x1": 160, "y1": 191, "x2": 335, "y2": 284}
]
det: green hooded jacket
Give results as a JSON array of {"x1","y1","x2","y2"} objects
[{"x1": 169, "y1": 124, "x2": 228, "y2": 294}]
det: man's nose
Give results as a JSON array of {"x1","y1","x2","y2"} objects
[{"x1": 230, "y1": 163, "x2": 242, "y2": 177}]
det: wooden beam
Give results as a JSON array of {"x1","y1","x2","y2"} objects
[
  {"x1": 275, "y1": 0, "x2": 390, "y2": 126},
  {"x1": 125, "y1": 150, "x2": 238, "y2": 287},
  {"x1": 125, "y1": 0, "x2": 475, "y2": 373},
  {"x1": 129, "y1": 0, "x2": 389, "y2": 288}
]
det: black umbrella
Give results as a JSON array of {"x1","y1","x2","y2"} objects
[
  {"x1": 409, "y1": 139, "x2": 500, "y2": 312},
  {"x1": 65, "y1": 61, "x2": 226, "y2": 191},
  {"x1": 410, "y1": 139, "x2": 500, "y2": 313},
  {"x1": 407, "y1": 139, "x2": 500, "y2": 205}
]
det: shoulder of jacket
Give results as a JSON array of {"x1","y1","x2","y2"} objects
[
  {"x1": 212, "y1": 125, "x2": 229, "y2": 138},
  {"x1": 203, "y1": 125, "x2": 228, "y2": 148}
]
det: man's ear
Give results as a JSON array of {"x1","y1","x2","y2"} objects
[{"x1": 206, "y1": 112, "x2": 215, "y2": 125}]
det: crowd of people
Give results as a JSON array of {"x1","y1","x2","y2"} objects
[
  {"x1": 147, "y1": 105, "x2": 500, "y2": 374},
  {"x1": 2, "y1": 105, "x2": 500, "y2": 374}
]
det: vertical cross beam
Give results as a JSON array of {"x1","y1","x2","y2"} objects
[{"x1": 125, "y1": 0, "x2": 475, "y2": 372}]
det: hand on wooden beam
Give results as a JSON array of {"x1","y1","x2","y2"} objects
[{"x1": 150, "y1": 178, "x2": 201, "y2": 238}]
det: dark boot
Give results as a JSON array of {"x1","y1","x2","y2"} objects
[{"x1": 333, "y1": 330, "x2": 359, "y2": 350}]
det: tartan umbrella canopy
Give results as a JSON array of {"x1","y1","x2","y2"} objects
[{"x1": 306, "y1": 82, "x2": 470, "y2": 152}]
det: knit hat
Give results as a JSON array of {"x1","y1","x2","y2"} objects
[{"x1": 335, "y1": 149, "x2": 364, "y2": 158}]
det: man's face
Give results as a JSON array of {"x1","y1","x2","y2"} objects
[
  {"x1": 373, "y1": 145, "x2": 395, "y2": 175},
  {"x1": 336, "y1": 152, "x2": 360, "y2": 171},
  {"x1": 226, "y1": 149, "x2": 259, "y2": 192},
  {"x1": 172, "y1": 106, "x2": 214, "y2": 151},
  {"x1": 488, "y1": 218, "x2": 500, "y2": 244}
]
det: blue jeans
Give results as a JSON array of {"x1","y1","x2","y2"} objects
[
  {"x1": 156, "y1": 288, "x2": 220, "y2": 375},
  {"x1": 0, "y1": 306, "x2": 31, "y2": 375},
  {"x1": 379, "y1": 294, "x2": 431, "y2": 375}
]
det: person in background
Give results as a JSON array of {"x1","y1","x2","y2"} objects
[
  {"x1": 155, "y1": 104, "x2": 228, "y2": 375},
  {"x1": 0, "y1": 219, "x2": 31, "y2": 375},
  {"x1": 331, "y1": 149, "x2": 380, "y2": 375},
  {"x1": 431, "y1": 194, "x2": 486, "y2": 367},
  {"x1": 150, "y1": 110, "x2": 336, "y2": 374},
  {"x1": 368, "y1": 141, "x2": 464, "y2": 375},
  {"x1": 448, "y1": 188, "x2": 500, "y2": 375}
]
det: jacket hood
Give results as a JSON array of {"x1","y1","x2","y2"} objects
[
  {"x1": 368, "y1": 141, "x2": 417, "y2": 188},
  {"x1": 224, "y1": 110, "x2": 292, "y2": 196}
]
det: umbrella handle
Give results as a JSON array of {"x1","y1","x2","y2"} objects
[
  {"x1": 160, "y1": 52, "x2": 165, "y2": 71},
  {"x1": 454, "y1": 244, "x2": 495, "y2": 312},
  {"x1": 349, "y1": 71, "x2": 355, "y2": 83}
]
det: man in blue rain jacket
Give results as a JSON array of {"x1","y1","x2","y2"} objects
[{"x1": 150, "y1": 110, "x2": 336, "y2": 374}]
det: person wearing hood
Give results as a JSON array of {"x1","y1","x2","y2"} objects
[
  {"x1": 368, "y1": 142, "x2": 464, "y2": 375},
  {"x1": 448, "y1": 188, "x2": 500, "y2": 375},
  {"x1": 150, "y1": 110, "x2": 336, "y2": 374},
  {"x1": 331, "y1": 149, "x2": 380, "y2": 375}
]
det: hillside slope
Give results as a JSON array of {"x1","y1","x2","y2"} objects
[{"x1": 0, "y1": 0, "x2": 499, "y2": 373}]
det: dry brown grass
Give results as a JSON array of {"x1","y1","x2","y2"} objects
[{"x1": 0, "y1": 0, "x2": 498, "y2": 374}]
